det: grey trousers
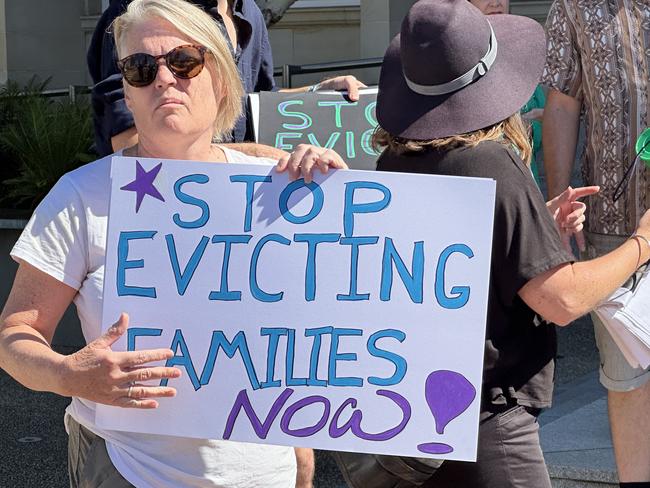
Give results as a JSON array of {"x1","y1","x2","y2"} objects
[
  {"x1": 67, "y1": 416, "x2": 133, "y2": 488},
  {"x1": 423, "y1": 404, "x2": 551, "y2": 488}
]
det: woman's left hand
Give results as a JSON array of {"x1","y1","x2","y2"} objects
[
  {"x1": 276, "y1": 144, "x2": 348, "y2": 183},
  {"x1": 316, "y1": 75, "x2": 367, "y2": 101},
  {"x1": 546, "y1": 185, "x2": 600, "y2": 253}
]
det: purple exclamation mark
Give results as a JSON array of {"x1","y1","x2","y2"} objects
[{"x1": 417, "y1": 370, "x2": 476, "y2": 455}]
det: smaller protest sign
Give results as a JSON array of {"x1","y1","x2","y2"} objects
[{"x1": 250, "y1": 88, "x2": 380, "y2": 171}]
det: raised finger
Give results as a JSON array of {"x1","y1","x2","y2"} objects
[
  {"x1": 570, "y1": 186, "x2": 600, "y2": 200},
  {"x1": 117, "y1": 348, "x2": 175, "y2": 368},
  {"x1": 114, "y1": 397, "x2": 162, "y2": 409},
  {"x1": 92, "y1": 313, "x2": 128, "y2": 349},
  {"x1": 124, "y1": 385, "x2": 177, "y2": 400},
  {"x1": 124, "y1": 366, "x2": 182, "y2": 383}
]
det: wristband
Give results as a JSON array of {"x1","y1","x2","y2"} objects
[{"x1": 308, "y1": 82, "x2": 321, "y2": 93}]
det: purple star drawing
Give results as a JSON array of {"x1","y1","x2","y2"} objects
[{"x1": 120, "y1": 161, "x2": 165, "y2": 213}]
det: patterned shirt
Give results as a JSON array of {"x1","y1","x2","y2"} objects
[{"x1": 542, "y1": 0, "x2": 650, "y2": 236}]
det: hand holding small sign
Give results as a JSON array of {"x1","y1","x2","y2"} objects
[{"x1": 315, "y1": 76, "x2": 368, "y2": 102}]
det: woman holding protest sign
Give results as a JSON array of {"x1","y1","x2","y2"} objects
[
  {"x1": 0, "y1": 0, "x2": 345, "y2": 486},
  {"x1": 372, "y1": 1, "x2": 650, "y2": 487}
]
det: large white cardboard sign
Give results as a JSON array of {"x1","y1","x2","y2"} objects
[{"x1": 98, "y1": 156, "x2": 496, "y2": 462}]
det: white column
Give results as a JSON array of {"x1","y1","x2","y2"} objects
[{"x1": 360, "y1": 0, "x2": 416, "y2": 58}]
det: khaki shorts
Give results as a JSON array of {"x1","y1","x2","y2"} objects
[
  {"x1": 584, "y1": 231, "x2": 650, "y2": 392},
  {"x1": 67, "y1": 415, "x2": 133, "y2": 488}
]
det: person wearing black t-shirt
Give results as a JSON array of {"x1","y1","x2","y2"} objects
[{"x1": 372, "y1": 1, "x2": 650, "y2": 487}]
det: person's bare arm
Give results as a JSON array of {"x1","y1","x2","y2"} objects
[
  {"x1": 294, "y1": 447, "x2": 315, "y2": 488},
  {"x1": 542, "y1": 89, "x2": 582, "y2": 199},
  {"x1": 0, "y1": 263, "x2": 76, "y2": 392},
  {"x1": 519, "y1": 213, "x2": 650, "y2": 326},
  {"x1": 280, "y1": 75, "x2": 367, "y2": 102},
  {"x1": 0, "y1": 262, "x2": 180, "y2": 407},
  {"x1": 223, "y1": 143, "x2": 289, "y2": 160},
  {"x1": 111, "y1": 126, "x2": 139, "y2": 153}
]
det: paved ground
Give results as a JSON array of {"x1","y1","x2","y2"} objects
[{"x1": 0, "y1": 347, "x2": 74, "y2": 487}]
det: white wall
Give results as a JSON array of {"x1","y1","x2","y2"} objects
[
  {"x1": 268, "y1": 2, "x2": 363, "y2": 87},
  {"x1": 4, "y1": 0, "x2": 86, "y2": 87},
  {"x1": 2, "y1": 0, "x2": 553, "y2": 90}
]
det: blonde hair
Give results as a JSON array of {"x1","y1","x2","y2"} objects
[
  {"x1": 372, "y1": 112, "x2": 532, "y2": 165},
  {"x1": 112, "y1": 0, "x2": 244, "y2": 141}
]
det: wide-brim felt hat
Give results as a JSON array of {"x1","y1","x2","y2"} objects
[{"x1": 377, "y1": 0, "x2": 546, "y2": 140}]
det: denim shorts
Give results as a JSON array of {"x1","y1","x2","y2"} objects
[{"x1": 584, "y1": 231, "x2": 650, "y2": 392}]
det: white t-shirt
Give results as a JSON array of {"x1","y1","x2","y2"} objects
[{"x1": 11, "y1": 147, "x2": 297, "y2": 488}]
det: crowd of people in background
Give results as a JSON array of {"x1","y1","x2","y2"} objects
[{"x1": 0, "y1": 0, "x2": 648, "y2": 487}]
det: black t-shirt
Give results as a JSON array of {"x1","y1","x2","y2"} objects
[{"x1": 377, "y1": 141, "x2": 574, "y2": 409}]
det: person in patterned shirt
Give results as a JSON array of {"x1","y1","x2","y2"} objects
[{"x1": 542, "y1": 1, "x2": 650, "y2": 485}]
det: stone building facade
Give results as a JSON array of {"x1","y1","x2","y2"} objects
[{"x1": 0, "y1": 0, "x2": 553, "y2": 89}]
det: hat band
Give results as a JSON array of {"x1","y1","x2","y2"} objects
[{"x1": 404, "y1": 22, "x2": 498, "y2": 96}]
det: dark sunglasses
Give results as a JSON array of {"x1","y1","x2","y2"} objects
[{"x1": 117, "y1": 44, "x2": 208, "y2": 87}]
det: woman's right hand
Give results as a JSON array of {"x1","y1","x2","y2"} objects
[
  {"x1": 60, "y1": 313, "x2": 181, "y2": 408},
  {"x1": 546, "y1": 185, "x2": 600, "y2": 252}
]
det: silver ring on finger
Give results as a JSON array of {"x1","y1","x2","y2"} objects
[{"x1": 127, "y1": 381, "x2": 135, "y2": 398}]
